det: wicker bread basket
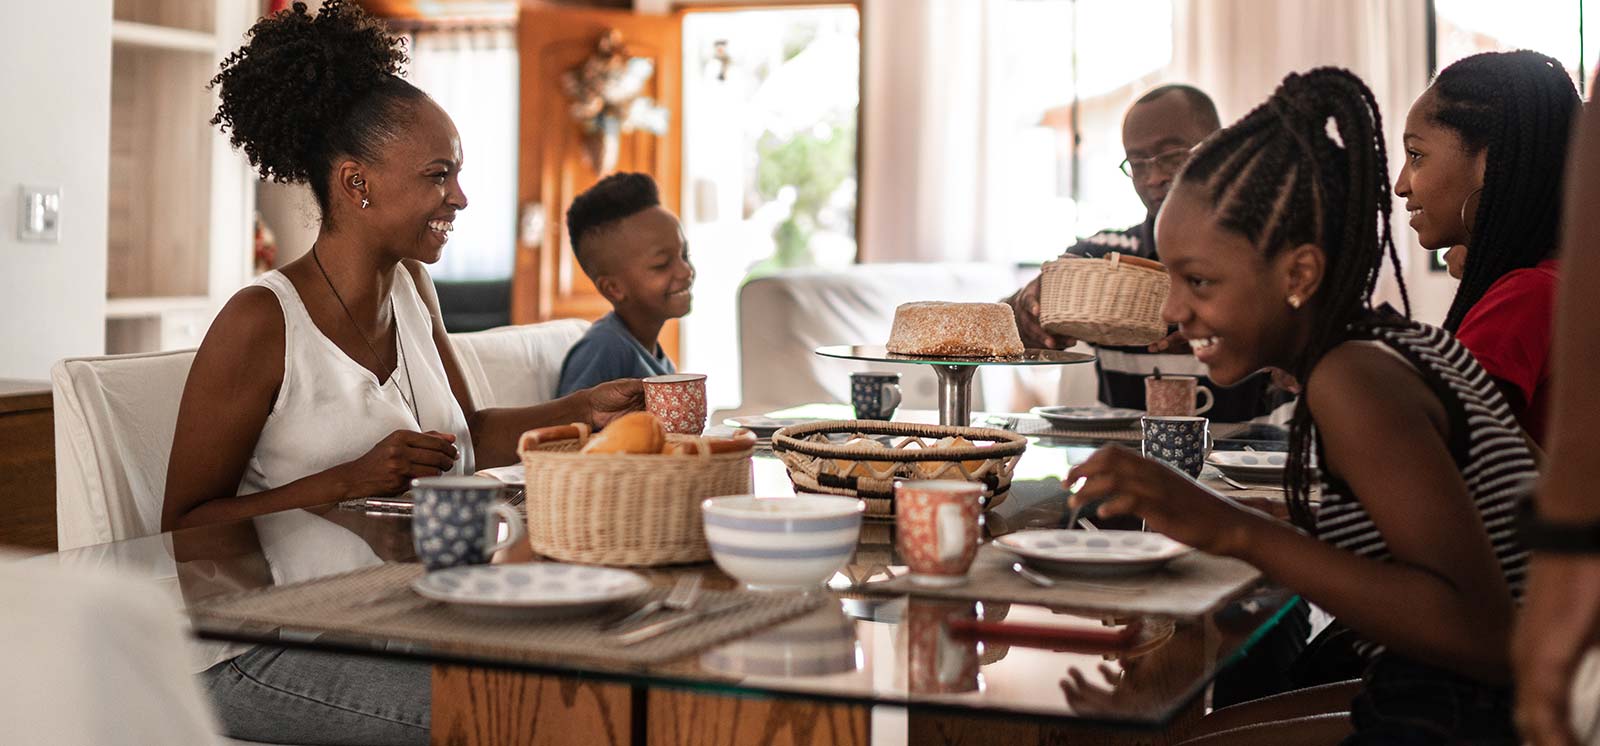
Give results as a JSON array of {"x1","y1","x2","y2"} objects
[
  {"x1": 771, "y1": 420, "x2": 1027, "y2": 518},
  {"x1": 1039, "y1": 252, "x2": 1169, "y2": 346},
  {"x1": 516, "y1": 424, "x2": 754, "y2": 566}
]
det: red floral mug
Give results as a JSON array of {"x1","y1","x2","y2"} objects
[
  {"x1": 644, "y1": 373, "x2": 708, "y2": 435},
  {"x1": 895, "y1": 480, "x2": 982, "y2": 586}
]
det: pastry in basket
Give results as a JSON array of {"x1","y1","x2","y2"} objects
[
  {"x1": 521, "y1": 413, "x2": 757, "y2": 457},
  {"x1": 886, "y1": 301, "x2": 1025, "y2": 357},
  {"x1": 581, "y1": 411, "x2": 666, "y2": 454},
  {"x1": 912, "y1": 436, "x2": 987, "y2": 477},
  {"x1": 832, "y1": 436, "x2": 897, "y2": 478}
]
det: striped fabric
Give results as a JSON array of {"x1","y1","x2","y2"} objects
[{"x1": 1314, "y1": 316, "x2": 1535, "y2": 658}]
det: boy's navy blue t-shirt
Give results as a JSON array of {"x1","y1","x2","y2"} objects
[{"x1": 557, "y1": 312, "x2": 676, "y2": 396}]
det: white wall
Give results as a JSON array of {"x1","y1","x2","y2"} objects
[{"x1": 0, "y1": 1, "x2": 111, "y2": 380}]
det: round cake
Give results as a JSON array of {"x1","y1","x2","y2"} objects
[{"x1": 886, "y1": 301, "x2": 1025, "y2": 357}]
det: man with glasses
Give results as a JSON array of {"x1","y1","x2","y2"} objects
[{"x1": 1005, "y1": 84, "x2": 1294, "y2": 424}]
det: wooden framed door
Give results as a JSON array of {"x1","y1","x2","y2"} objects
[{"x1": 514, "y1": 2, "x2": 682, "y2": 361}]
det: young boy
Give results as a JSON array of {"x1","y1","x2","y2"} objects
[{"x1": 557, "y1": 173, "x2": 694, "y2": 396}]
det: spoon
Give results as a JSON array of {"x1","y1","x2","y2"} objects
[{"x1": 1012, "y1": 561, "x2": 1057, "y2": 587}]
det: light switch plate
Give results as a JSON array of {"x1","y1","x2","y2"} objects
[{"x1": 19, "y1": 185, "x2": 61, "y2": 242}]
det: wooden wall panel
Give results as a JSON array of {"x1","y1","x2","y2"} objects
[{"x1": 513, "y1": 2, "x2": 682, "y2": 360}]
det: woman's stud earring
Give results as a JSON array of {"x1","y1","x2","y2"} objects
[
  {"x1": 1287, "y1": 294, "x2": 1302, "y2": 309},
  {"x1": 361, "y1": 198, "x2": 370, "y2": 209}
]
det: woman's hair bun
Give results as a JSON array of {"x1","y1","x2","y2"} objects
[{"x1": 210, "y1": 0, "x2": 409, "y2": 185}]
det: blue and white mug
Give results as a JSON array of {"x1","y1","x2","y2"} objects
[
  {"x1": 411, "y1": 476, "x2": 525, "y2": 571},
  {"x1": 1141, "y1": 416, "x2": 1212, "y2": 478},
  {"x1": 850, "y1": 372, "x2": 903, "y2": 420}
]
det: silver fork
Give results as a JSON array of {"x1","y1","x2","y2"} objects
[{"x1": 602, "y1": 574, "x2": 702, "y2": 632}]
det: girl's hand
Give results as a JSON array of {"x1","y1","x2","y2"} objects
[{"x1": 1065, "y1": 445, "x2": 1257, "y2": 557}]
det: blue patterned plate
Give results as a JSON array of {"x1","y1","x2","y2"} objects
[
  {"x1": 1031, "y1": 405, "x2": 1145, "y2": 429},
  {"x1": 994, "y1": 529, "x2": 1192, "y2": 576},
  {"x1": 412, "y1": 563, "x2": 650, "y2": 618}
]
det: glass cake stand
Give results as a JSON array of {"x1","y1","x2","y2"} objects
[{"x1": 815, "y1": 345, "x2": 1096, "y2": 427}]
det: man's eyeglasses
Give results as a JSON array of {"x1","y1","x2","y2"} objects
[{"x1": 1119, "y1": 146, "x2": 1197, "y2": 179}]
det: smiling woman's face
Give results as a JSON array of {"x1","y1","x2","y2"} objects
[
  {"x1": 1394, "y1": 88, "x2": 1486, "y2": 253},
  {"x1": 359, "y1": 98, "x2": 469, "y2": 263}
]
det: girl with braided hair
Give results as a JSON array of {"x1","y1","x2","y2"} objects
[
  {"x1": 1066, "y1": 67, "x2": 1535, "y2": 744},
  {"x1": 163, "y1": 2, "x2": 643, "y2": 742},
  {"x1": 1395, "y1": 50, "x2": 1580, "y2": 445}
]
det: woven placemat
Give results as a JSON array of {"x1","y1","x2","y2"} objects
[
  {"x1": 192, "y1": 563, "x2": 825, "y2": 665},
  {"x1": 1016, "y1": 417, "x2": 1251, "y2": 443},
  {"x1": 866, "y1": 543, "x2": 1261, "y2": 617}
]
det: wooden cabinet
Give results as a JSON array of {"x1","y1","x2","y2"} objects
[
  {"x1": 513, "y1": 2, "x2": 683, "y2": 360},
  {"x1": 105, "y1": 0, "x2": 257, "y2": 354},
  {"x1": 0, "y1": 380, "x2": 56, "y2": 555}
]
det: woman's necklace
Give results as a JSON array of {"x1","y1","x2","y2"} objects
[{"x1": 311, "y1": 246, "x2": 421, "y2": 425}]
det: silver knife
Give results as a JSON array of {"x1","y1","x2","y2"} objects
[{"x1": 615, "y1": 598, "x2": 759, "y2": 646}]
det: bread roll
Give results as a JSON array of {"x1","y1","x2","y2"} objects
[
  {"x1": 916, "y1": 436, "x2": 986, "y2": 477},
  {"x1": 581, "y1": 412, "x2": 666, "y2": 455}
]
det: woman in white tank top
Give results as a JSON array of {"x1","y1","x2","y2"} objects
[{"x1": 162, "y1": 4, "x2": 642, "y2": 743}]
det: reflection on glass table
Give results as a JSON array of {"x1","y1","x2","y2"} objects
[{"x1": 34, "y1": 439, "x2": 1293, "y2": 730}]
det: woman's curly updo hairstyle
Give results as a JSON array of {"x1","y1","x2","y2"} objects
[{"x1": 210, "y1": 0, "x2": 426, "y2": 218}]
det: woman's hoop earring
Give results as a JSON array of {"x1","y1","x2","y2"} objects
[{"x1": 1459, "y1": 186, "x2": 1483, "y2": 242}]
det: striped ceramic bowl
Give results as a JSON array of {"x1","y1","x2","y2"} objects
[{"x1": 701, "y1": 495, "x2": 865, "y2": 590}]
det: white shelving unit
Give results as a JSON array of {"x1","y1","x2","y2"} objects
[{"x1": 105, "y1": 0, "x2": 257, "y2": 355}]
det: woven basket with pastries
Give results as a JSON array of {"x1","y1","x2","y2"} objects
[
  {"x1": 770, "y1": 420, "x2": 1027, "y2": 518},
  {"x1": 516, "y1": 415, "x2": 755, "y2": 566},
  {"x1": 1039, "y1": 251, "x2": 1170, "y2": 346}
]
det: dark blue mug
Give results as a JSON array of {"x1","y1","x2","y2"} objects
[
  {"x1": 411, "y1": 476, "x2": 525, "y2": 571},
  {"x1": 1141, "y1": 416, "x2": 1212, "y2": 478},
  {"x1": 851, "y1": 372, "x2": 903, "y2": 420}
]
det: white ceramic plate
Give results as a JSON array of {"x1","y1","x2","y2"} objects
[
  {"x1": 994, "y1": 529, "x2": 1192, "y2": 577},
  {"x1": 1206, "y1": 451, "x2": 1287, "y2": 480},
  {"x1": 412, "y1": 563, "x2": 650, "y2": 619},
  {"x1": 722, "y1": 416, "x2": 826, "y2": 439},
  {"x1": 1031, "y1": 405, "x2": 1145, "y2": 429}
]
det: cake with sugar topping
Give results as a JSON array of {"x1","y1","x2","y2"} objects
[{"x1": 886, "y1": 301, "x2": 1025, "y2": 357}]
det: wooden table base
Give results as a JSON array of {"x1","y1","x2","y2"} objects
[
  {"x1": 433, "y1": 665, "x2": 1197, "y2": 746},
  {"x1": 431, "y1": 666, "x2": 869, "y2": 746}
]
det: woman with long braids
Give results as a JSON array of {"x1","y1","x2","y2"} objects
[
  {"x1": 1395, "y1": 50, "x2": 1580, "y2": 445},
  {"x1": 1066, "y1": 68, "x2": 1535, "y2": 744},
  {"x1": 162, "y1": 2, "x2": 641, "y2": 742}
]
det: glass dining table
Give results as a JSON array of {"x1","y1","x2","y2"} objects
[{"x1": 35, "y1": 431, "x2": 1295, "y2": 746}]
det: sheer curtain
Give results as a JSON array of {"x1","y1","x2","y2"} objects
[
  {"x1": 858, "y1": 0, "x2": 1437, "y2": 317},
  {"x1": 1169, "y1": 0, "x2": 1433, "y2": 315},
  {"x1": 407, "y1": 26, "x2": 519, "y2": 281},
  {"x1": 859, "y1": 0, "x2": 1007, "y2": 264}
]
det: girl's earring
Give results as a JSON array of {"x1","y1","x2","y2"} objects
[{"x1": 1287, "y1": 294, "x2": 1303, "y2": 309}]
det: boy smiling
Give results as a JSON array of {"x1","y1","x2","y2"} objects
[{"x1": 557, "y1": 173, "x2": 695, "y2": 396}]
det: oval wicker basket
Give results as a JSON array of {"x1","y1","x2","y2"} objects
[
  {"x1": 770, "y1": 420, "x2": 1027, "y2": 518},
  {"x1": 516, "y1": 426, "x2": 753, "y2": 566},
  {"x1": 1039, "y1": 252, "x2": 1169, "y2": 346}
]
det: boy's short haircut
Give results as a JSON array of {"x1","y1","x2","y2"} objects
[{"x1": 566, "y1": 172, "x2": 662, "y2": 279}]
